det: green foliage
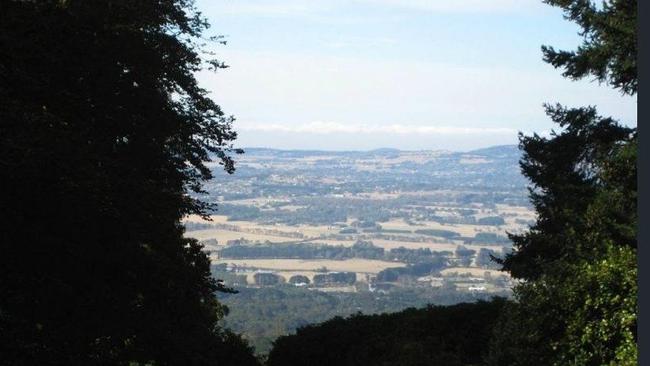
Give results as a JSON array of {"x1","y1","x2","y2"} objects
[
  {"x1": 388, "y1": 247, "x2": 449, "y2": 263},
  {"x1": 0, "y1": 1, "x2": 256, "y2": 364},
  {"x1": 560, "y1": 244, "x2": 637, "y2": 365},
  {"x1": 266, "y1": 299, "x2": 508, "y2": 366},
  {"x1": 376, "y1": 257, "x2": 448, "y2": 282},
  {"x1": 489, "y1": 1, "x2": 637, "y2": 365},
  {"x1": 541, "y1": 0, "x2": 637, "y2": 95},
  {"x1": 254, "y1": 273, "x2": 283, "y2": 286},
  {"x1": 489, "y1": 243, "x2": 637, "y2": 366},
  {"x1": 219, "y1": 240, "x2": 452, "y2": 265},
  {"x1": 218, "y1": 286, "x2": 507, "y2": 355},
  {"x1": 501, "y1": 106, "x2": 635, "y2": 280},
  {"x1": 313, "y1": 272, "x2": 356, "y2": 286}
]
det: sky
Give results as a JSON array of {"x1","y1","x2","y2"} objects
[{"x1": 195, "y1": 0, "x2": 637, "y2": 151}]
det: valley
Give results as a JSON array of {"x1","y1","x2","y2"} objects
[{"x1": 183, "y1": 145, "x2": 533, "y2": 352}]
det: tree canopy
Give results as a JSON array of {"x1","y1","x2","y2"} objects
[
  {"x1": 541, "y1": 0, "x2": 637, "y2": 95},
  {"x1": 0, "y1": 1, "x2": 256, "y2": 364},
  {"x1": 491, "y1": 0, "x2": 637, "y2": 365},
  {"x1": 267, "y1": 299, "x2": 507, "y2": 366}
]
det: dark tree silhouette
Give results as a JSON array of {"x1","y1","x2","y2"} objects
[
  {"x1": 267, "y1": 299, "x2": 507, "y2": 366},
  {"x1": 541, "y1": 0, "x2": 637, "y2": 95},
  {"x1": 0, "y1": 1, "x2": 256, "y2": 365},
  {"x1": 490, "y1": 1, "x2": 637, "y2": 364}
]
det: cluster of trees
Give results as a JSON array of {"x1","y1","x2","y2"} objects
[
  {"x1": 465, "y1": 232, "x2": 511, "y2": 245},
  {"x1": 211, "y1": 192, "x2": 524, "y2": 228},
  {"x1": 253, "y1": 273, "x2": 284, "y2": 286},
  {"x1": 476, "y1": 216, "x2": 506, "y2": 226},
  {"x1": 220, "y1": 240, "x2": 460, "y2": 268},
  {"x1": 217, "y1": 203, "x2": 266, "y2": 222},
  {"x1": 1, "y1": 1, "x2": 259, "y2": 364},
  {"x1": 313, "y1": 272, "x2": 356, "y2": 287},
  {"x1": 218, "y1": 286, "x2": 508, "y2": 355},
  {"x1": 218, "y1": 231, "x2": 509, "y2": 264},
  {"x1": 266, "y1": 299, "x2": 508, "y2": 366},
  {"x1": 219, "y1": 240, "x2": 385, "y2": 260},
  {"x1": 251, "y1": 272, "x2": 356, "y2": 288},
  {"x1": 388, "y1": 247, "x2": 453, "y2": 263},
  {"x1": 218, "y1": 201, "x2": 352, "y2": 225},
  {"x1": 376, "y1": 258, "x2": 448, "y2": 282}
]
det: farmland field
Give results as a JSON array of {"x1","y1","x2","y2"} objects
[
  {"x1": 185, "y1": 146, "x2": 531, "y2": 352},
  {"x1": 211, "y1": 258, "x2": 407, "y2": 274},
  {"x1": 186, "y1": 146, "x2": 531, "y2": 291}
]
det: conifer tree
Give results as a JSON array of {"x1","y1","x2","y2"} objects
[{"x1": 489, "y1": 1, "x2": 637, "y2": 364}]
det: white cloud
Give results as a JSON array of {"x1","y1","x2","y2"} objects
[
  {"x1": 202, "y1": 50, "x2": 636, "y2": 135},
  {"x1": 237, "y1": 121, "x2": 517, "y2": 135}
]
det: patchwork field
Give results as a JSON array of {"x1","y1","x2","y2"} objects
[
  {"x1": 196, "y1": 146, "x2": 532, "y2": 353},
  {"x1": 192, "y1": 146, "x2": 532, "y2": 296},
  {"x1": 211, "y1": 258, "x2": 406, "y2": 275},
  {"x1": 189, "y1": 229, "x2": 295, "y2": 243}
]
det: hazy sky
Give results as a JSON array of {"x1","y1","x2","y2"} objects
[{"x1": 195, "y1": 0, "x2": 636, "y2": 151}]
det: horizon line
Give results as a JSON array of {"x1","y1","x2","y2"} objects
[{"x1": 228, "y1": 143, "x2": 519, "y2": 154}]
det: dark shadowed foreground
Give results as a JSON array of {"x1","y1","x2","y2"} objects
[
  {"x1": 0, "y1": 1, "x2": 257, "y2": 365},
  {"x1": 267, "y1": 299, "x2": 506, "y2": 366}
]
